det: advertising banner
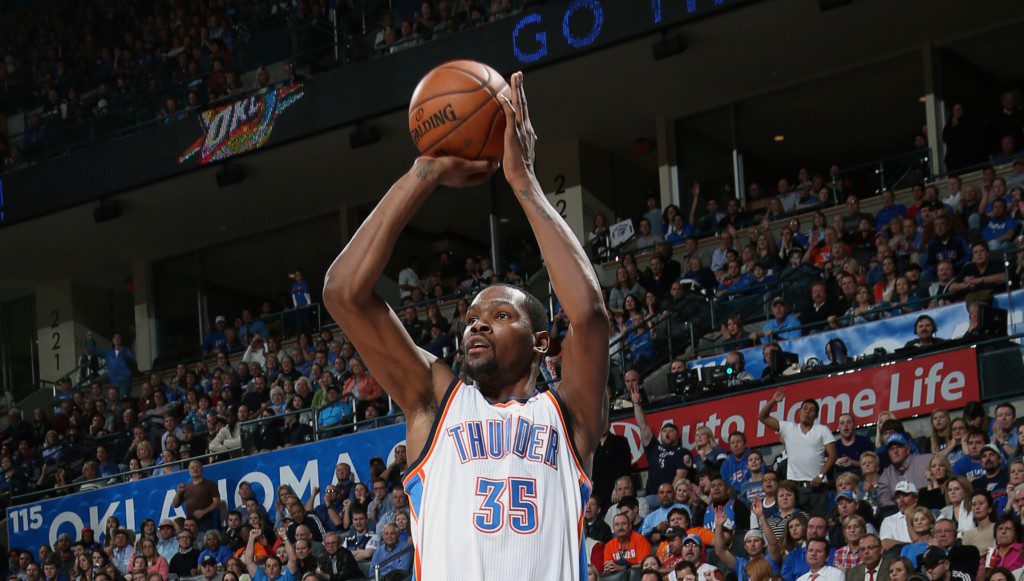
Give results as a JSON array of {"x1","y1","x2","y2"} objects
[
  {"x1": 7, "y1": 424, "x2": 407, "y2": 555},
  {"x1": 616, "y1": 347, "x2": 980, "y2": 468},
  {"x1": 689, "y1": 289, "x2": 1024, "y2": 377}
]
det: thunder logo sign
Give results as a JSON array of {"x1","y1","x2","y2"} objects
[{"x1": 178, "y1": 84, "x2": 303, "y2": 165}]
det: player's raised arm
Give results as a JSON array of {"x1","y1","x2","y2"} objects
[
  {"x1": 323, "y1": 156, "x2": 496, "y2": 417},
  {"x1": 499, "y1": 72, "x2": 609, "y2": 462}
]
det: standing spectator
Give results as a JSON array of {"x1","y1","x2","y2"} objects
[
  {"x1": 877, "y1": 433, "x2": 932, "y2": 509},
  {"x1": 592, "y1": 430, "x2": 633, "y2": 508},
  {"x1": 201, "y1": 316, "x2": 230, "y2": 356},
  {"x1": 85, "y1": 330, "x2": 135, "y2": 397},
  {"x1": 758, "y1": 388, "x2": 837, "y2": 516},
  {"x1": 172, "y1": 460, "x2": 222, "y2": 532},
  {"x1": 345, "y1": 359, "x2": 385, "y2": 420},
  {"x1": 398, "y1": 257, "x2": 422, "y2": 299},
  {"x1": 290, "y1": 271, "x2": 311, "y2": 308},
  {"x1": 627, "y1": 375, "x2": 690, "y2": 508}
]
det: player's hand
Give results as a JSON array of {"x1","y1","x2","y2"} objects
[
  {"x1": 415, "y1": 156, "x2": 497, "y2": 188},
  {"x1": 498, "y1": 72, "x2": 536, "y2": 186}
]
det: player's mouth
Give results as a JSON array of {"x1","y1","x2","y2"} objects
[{"x1": 466, "y1": 336, "x2": 492, "y2": 355}]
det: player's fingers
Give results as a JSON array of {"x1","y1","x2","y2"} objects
[
  {"x1": 498, "y1": 94, "x2": 518, "y2": 129},
  {"x1": 517, "y1": 72, "x2": 529, "y2": 123},
  {"x1": 510, "y1": 73, "x2": 522, "y2": 117}
]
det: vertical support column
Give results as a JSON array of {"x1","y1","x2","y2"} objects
[
  {"x1": 655, "y1": 116, "x2": 680, "y2": 209},
  {"x1": 922, "y1": 42, "x2": 945, "y2": 177},
  {"x1": 35, "y1": 280, "x2": 76, "y2": 384},
  {"x1": 730, "y1": 102, "x2": 745, "y2": 206},
  {"x1": 131, "y1": 260, "x2": 156, "y2": 372}
]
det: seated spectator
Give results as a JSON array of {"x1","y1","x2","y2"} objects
[
  {"x1": 901, "y1": 314, "x2": 946, "y2": 351},
  {"x1": 963, "y1": 491, "x2": 997, "y2": 554},
  {"x1": 752, "y1": 298, "x2": 801, "y2": 343},
  {"x1": 978, "y1": 515, "x2": 1024, "y2": 578},
  {"x1": 368, "y1": 524, "x2": 411, "y2": 578},
  {"x1": 603, "y1": 513, "x2": 651, "y2": 574},
  {"x1": 722, "y1": 351, "x2": 756, "y2": 386},
  {"x1": 898, "y1": 506, "x2": 935, "y2": 567},
  {"x1": 877, "y1": 433, "x2": 932, "y2": 509},
  {"x1": 316, "y1": 386, "x2": 353, "y2": 431},
  {"x1": 924, "y1": 215, "x2": 970, "y2": 274},
  {"x1": 950, "y1": 242, "x2": 1008, "y2": 301},
  {"x1": 982, "y1": 198, "x2": 1018, "y2": 251}
]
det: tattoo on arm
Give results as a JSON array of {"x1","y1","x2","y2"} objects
[
  {"x1": 415, "y1": 160, "x2": 437, "y2": 182},
  {"x1": 517, "y1": 188, "x2": 554, "y2": 222}
]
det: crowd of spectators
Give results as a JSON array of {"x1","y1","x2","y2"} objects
[
  {"x1": 599, "y1": 149, "x2": 1024, "y2": 374},
  {"x1": 0, "y1": 0, "x2": 526, "y2": 173}
]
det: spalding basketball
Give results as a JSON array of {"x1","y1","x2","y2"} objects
[{"x1": 408, "y1": 60, "x2": 509, "y2": 160}]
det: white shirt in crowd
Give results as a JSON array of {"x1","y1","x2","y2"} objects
[
  {"x1": 397, "y1": 267, "x2": 420, "y2": 298},
  {"x1": 879, "y1": 510, "x2": 913, "y2": 544},
  {"x1": 779, "y1": 420, "x2": 836, "y2": 482},
  {"x1": 796, "y1": 565, "x2": 845, "y2": 581}
]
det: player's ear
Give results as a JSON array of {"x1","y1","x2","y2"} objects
[{"x1": 532, "y1": 331, "x2": 550, "y2": 355}]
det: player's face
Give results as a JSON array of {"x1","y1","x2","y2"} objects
[{"x1": 463, "y1": 287, "x2": 541, "y2": 387}]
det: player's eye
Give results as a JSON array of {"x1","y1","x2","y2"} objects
[{"x1": 496, "y1": 312, "x2": 509, "y2": 319}]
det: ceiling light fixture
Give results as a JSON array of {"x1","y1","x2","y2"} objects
[{"x1": 773, "y1": 135, "x2": 785, "y2": 142}]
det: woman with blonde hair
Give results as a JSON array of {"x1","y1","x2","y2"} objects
[
  {"x1": 833, "y1": 514, "x2": 867, "y2": 570},
  {"x1": 929, "y1": 408, "x2": 953, "y2": 453},
  {"x1": 940, "y1": 475, "x2": 975, "y2": 534},
  {"x1": 920, "y1": 455, "x2": 954, "y2": 509},
  {"x1": 899, "y1": 506, "x2": 935, "y2": 566},
  {"x1": 859, "y1": 451, "x2": 880, "y2": 507},
  {"x1": 691, "y1": 425, "x2": 726, "y2": 471}
]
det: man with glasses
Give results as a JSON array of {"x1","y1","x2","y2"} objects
[
  {"x1": 367, "y1": 479, "x2": 390, "y2": 522},
  {"x1": 317, "y1": 533, "x2": 361, "y2": 581},
  {"x1": 168, "y1": 531, "x2": 200, "y2": 578},
  {"x1": 369, "y1": 524, "x2": 412, "y2": 579},
  {"x1": 846, "y1": 534, "x2": 890, "y2": 581},
  {"x1": 309, "y1": 485, "x2": 345, "y2": 532},
  {"x1": 928, "y1": 518, "x2": 980, "y2": 580}
]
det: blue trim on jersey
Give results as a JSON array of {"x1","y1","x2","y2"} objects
[
  {"x1": 579, "y1": 479, "x2": 591, "y2": 581},
  {"x1": 405, "y1": 472, "x2": 424, "y2": 521},
  {"x1": 403, "y1": 375, "x2": 461, "y2": 481},
  {"x1": 546, "y1": 386, "x2": 591, "y2": 480}
]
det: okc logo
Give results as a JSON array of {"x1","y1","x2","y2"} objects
[{"x1": 178, "y1": 84, "x2": 304, "y2": 165}]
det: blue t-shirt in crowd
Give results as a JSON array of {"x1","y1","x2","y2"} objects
[
  {"x1": 952, "y1": 455, "x2": 985, "y2": 479},
  {"x1": 721, "y1": 451, "x2": 753, "y2": 489},
  {"x1": 982, "y1": 215, "x2": 1018, "y2": 242},
  {"x1": 759, "y1": 315, "x2": 801, "y2": 342},
  {"x1": 835, "y1": 434, "x2": 874, "y2": 476}
]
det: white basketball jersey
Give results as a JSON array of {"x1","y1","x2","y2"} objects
[{"x1": 402, "y1": 378, "x2": 591, "y2": 580}]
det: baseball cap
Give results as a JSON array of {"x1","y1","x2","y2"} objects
[
  {"x1": 884, "y1": 433, "x2": 912, "y2": 449},
  {"x1": 201, "y1": 556, "x2": 218, "y2": 567},
  {"x1": 894, "y1": 481, "x2": 919, "y2": 495},
  {"x1": 744, "y1": 530, "x2": 764, "y2": 542},
  {"x1": 920, "y1": 546, "x2": 949, "y2": 569},
  {"x1": 215, "y1": 315, "x2": 226, "y2": 324},
  {"x1": 663, "y1": 526, "x2": 685, "y2": 539},
  {"x1": 661, "y1": 420, "x2": 678, "y2": 431},
  {"x1": 682, "y1": 533, "x2": 703, "y2": 547},
  {"x1": 771, "y1": 297, "x2": 787, "y2": 306},
  {"x1": 158, "y1": 519, "x2": 175, "y2": 529},
  {"x1": 836, "y1": 490, "x2": 858, "y2": 503},
  {"x1": 982, "y1": 443, "x2": 1003, "y2": 456}
]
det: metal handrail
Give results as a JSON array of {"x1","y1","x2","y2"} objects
[
  {"x1": 10, "y1": 446, "x2": 241, "y2": 504},
  {"x1": 373, "y1": 544, "x2": 414, "y2": 581}
]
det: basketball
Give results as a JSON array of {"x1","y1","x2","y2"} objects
[{"x1": 408, "y1": 60, "x2": 509, "y2": 160}]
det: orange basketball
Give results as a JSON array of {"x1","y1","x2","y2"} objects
[{"x1": 408, "y1": 60, "x2": 509, "y2": 160}]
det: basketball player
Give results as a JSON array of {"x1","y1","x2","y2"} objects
[{"x1": 323, "y1": 72, "x2": 609, "y2": 579}]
